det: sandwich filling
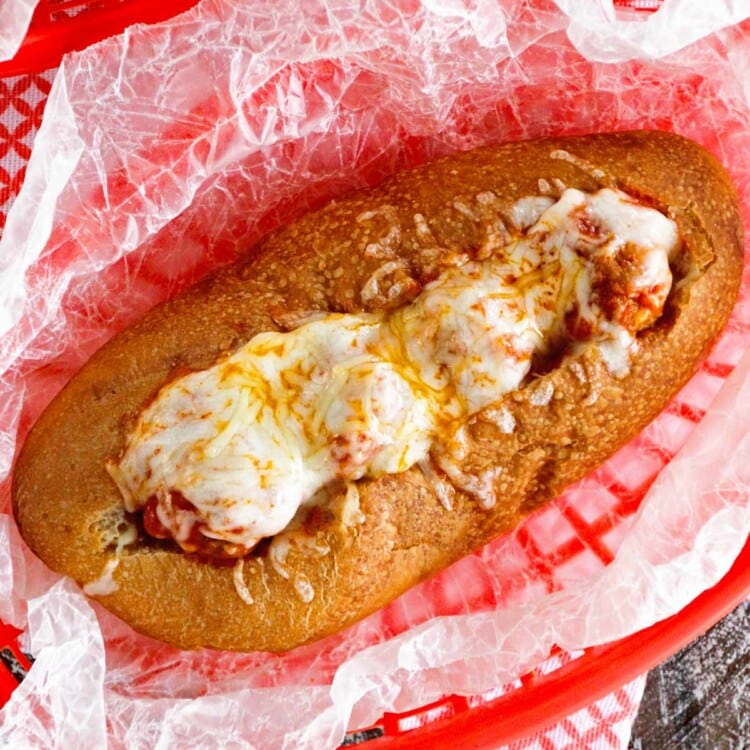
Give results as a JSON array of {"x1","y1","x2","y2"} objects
[{"x1": 106, "y1": 188, "x2": 679, "y2": 560}]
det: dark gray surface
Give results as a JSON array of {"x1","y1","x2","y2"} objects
[{"x1": 629, "y1": 601, "x2": 750, "y2": 750}]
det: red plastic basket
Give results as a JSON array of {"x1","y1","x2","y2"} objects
[
  {"x1": 2, "y1": 0, "x2": 750, "y2": 747},
  {"x1": 1, "y1": 544, "x2": 748, "y2": 746},
  {"x1": 0, "y1": 0, "x2": 201, "y2": 77}
]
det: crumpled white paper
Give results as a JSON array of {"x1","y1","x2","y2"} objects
[
  {"x1": 556, "y1": 0, "x2": 750, "y2": 62},
  {"x1": 0, "y1": 0, "x2": 38, "y2": 63},
  {"x1": 1, "y1": 1, "x2": 750, "y2": 747}
]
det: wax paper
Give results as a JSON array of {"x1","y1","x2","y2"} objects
[
  {"x1": 2, "y1": 0, "x2": 750, "y2": 747},
  {"x1": 0, "y1": 0, "x2": 38, "y2": 62}
]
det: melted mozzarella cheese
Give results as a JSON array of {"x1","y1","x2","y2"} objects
[{"x1": 108, "y1": 188, "x2": 679, "y2": 551}]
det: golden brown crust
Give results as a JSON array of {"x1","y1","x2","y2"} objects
[{"x1": 11, "y1": 131, "x2": 743, "y2": 651}]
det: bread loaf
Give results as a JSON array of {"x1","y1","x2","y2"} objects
[{"x1": 12, "y1": 131, "x2": 743, "y2": 651}]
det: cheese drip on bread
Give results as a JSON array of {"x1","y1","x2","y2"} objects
[{"x1": 106, "y1": 188, "x2": 679, "y2": 557}]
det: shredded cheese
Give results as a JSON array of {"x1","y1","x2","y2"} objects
[
  {"x1": 83, "y1": 522, "x2": 137, "y2": 596},
  {"x1": 340, "y1": 483, "x2": 366, "y2": 527},
  {"x1": 233, "y1": 558, "x2": 254, "y2": 605},
  {"x1": 530, "y1": 380, "x2": 555, "y2": 407},
  {"x1": 418, "y1": 458, "x2": 456, "y2": 511},
  {"x1": 482, "y1": 405, "x2": 516, "y2": 434},
  {"x1": 293, "y1": 573, "x2": 315, "y2": 603},
  {"x1": 108, "y1": 188, "x2": 679, "y2": 557}
]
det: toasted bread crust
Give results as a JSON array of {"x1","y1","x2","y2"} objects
[{"x1": 12, "y1": 131, "x2": 743, "y2": 651}]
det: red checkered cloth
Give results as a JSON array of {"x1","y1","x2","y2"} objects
[
  {"x1": 503, "y1": 680, "x2": 645, "y2": 750},
  {"x1": 0, "y1": 71, "x2": 53, "y2": 231},
  {"x1": 0, "y1": 67, "x2": 647, "y2": 749}
]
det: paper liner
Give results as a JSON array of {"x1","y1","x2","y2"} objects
[
  {"x1": 1, "y1": 1, "x2": 750, "y2": 747},
  {"x1": 0, "y1": 0, "x2": 38, "y2": 63}
]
